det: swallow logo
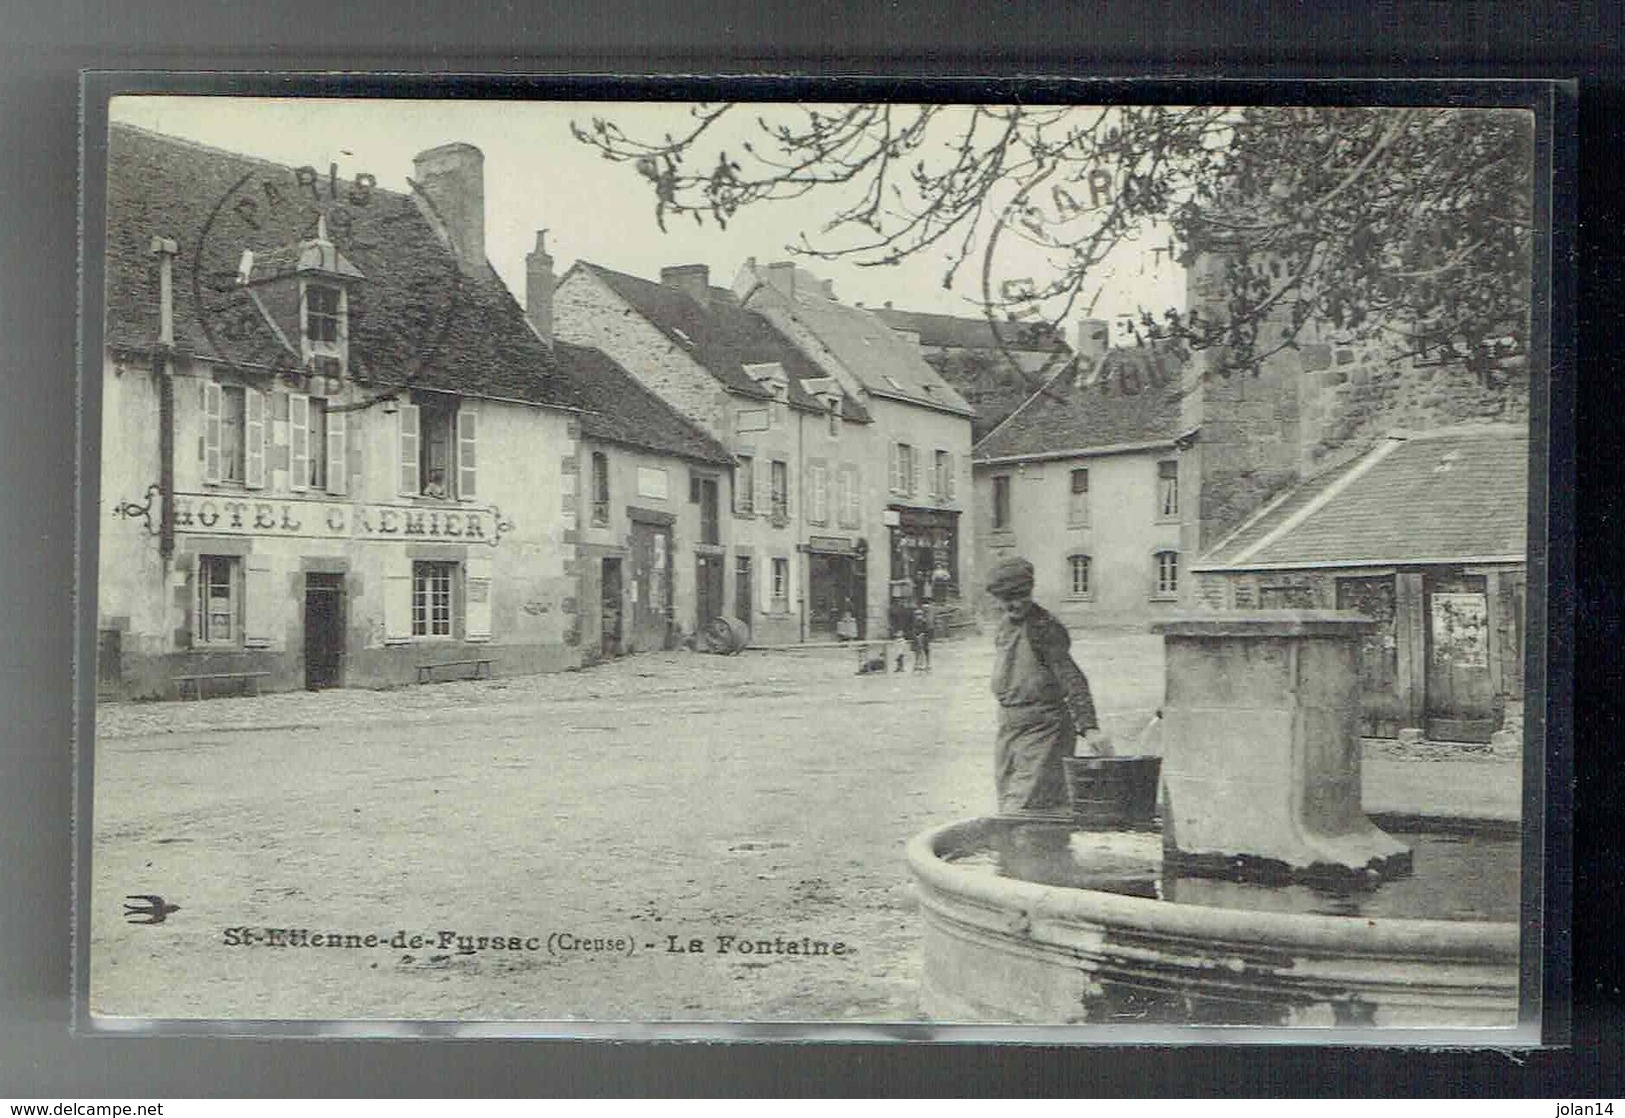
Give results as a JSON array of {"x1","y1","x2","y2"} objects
[{"x1": 124, "y1": 895, "x2": 180, "y2": 925}]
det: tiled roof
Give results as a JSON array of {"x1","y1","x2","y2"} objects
[
  {"x1": 574, "y1": 262, "x2": 869, "y2": 422},
  {"x1": 739, "y1": 263, "x2": 974, "y2": 417},
  {"x1": 104, "y1": 123, "x2": 579, "y2": 410},
  {"x1": 554, "y1": 341, "x2": 731, "y2": 465},
  {"x1": 1195, "y1": 426, "x2": 1528, "y2": 570},
  {"x1": 973, "y1": 348, "x2": 1185, "y2": 461},
  {"x1": 870, "y1": 306, "x2": 1069, "y2": 354}
]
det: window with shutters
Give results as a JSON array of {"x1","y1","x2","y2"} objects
[
  {"x1": 306, "y1": 284, "x2": 340, "y2": 344},
  {"x1": 934, "y1": 449, "x2": 952, "y2": 501},
  {"x1": 807, "y1": 462, "x2": 828, "y2": 525},
  {"x1": 196, "y1": 555, "x2": 238, "y2": 644},
  {"x1": 412, "y1": 561, "x2": 456, "y2": 637},
  {"x1": 892, "y1": 443, "x2": 915, "y2": 496},
  {"x1": 734, "y1": 456, "x2": 755, "y2": 516},
  {"x1": 1067, "y1": 553, "x2": 1093, "y2": 599},
  {"x1": 1157, "y1": 459, "x2": 1179, "y2": 520},
  {"x1": 591, "y1": 452, "x2": 610, "y2": 526},
  {"x1": 1068, "y1": 467, "x2": 1090, "y2": 526},
  {"x1": 697, "y1": 475, "x2": 720, "y2": 544},
  {"x1": 770, "y1": 460, "x2": 789, "y2": 524},
  {"x1": 837, "y1": 466, "x2": 860, "y2": 529},
  {"x1": 401, "y1": 397, "x2": 475, "y2": 500},
  {"x1": 419, "y1": 400, "x2": 455, "y2": 498}
]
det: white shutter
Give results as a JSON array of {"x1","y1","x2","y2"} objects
[
  {"x1": 464, "y1": 553, "x2": 493, "y2": 641},
  {"x1": 398, "y1": 404, "x2": 420, "y2": 496},
  {"x1": 946, "y1": 453, "x2": 957, "y2": 500},
  {"x1": 759, "y1": 555, "x2": 773, "y2": 613},
  {"x1": 911, "y1": 451, "x2": 922, "y2": 498},
  {"x1": 245, "y1": 389, "x2": 266, "y2": 489},
  {"x1": 755, "y1": 460, "x2": 770, "y2": 517},
  {"x1": 813, "y1": 465, "x2": 827, "y2": 524},
  {"x1": 243, "y1": 554, "x2": 273, "y2": 647},
  {"x1": 203, "y1": 381, "x2": 222, "y2": 483},
  {"x1": 288, "y1": 393, "x2": 309, "y2": 492},
  {"x1": 781, "y1": 462, "x2": 792, "y2": 521},
  {"x1": 383, "y1": 554, "x2": 413, "y2": 643},
  {"x1": 888, "y1": 443, "x2": 900, "y2": 494},
  {"x1": 326, "y1": 408, "x2": 347, "y2": 495},
  {"x1": 457, "y1": 406, "x2": 478, "y2": 500}
]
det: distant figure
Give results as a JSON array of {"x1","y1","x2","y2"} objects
[
  {"x1": 985, "y1": 556, "x2": 1112, "y2": 816},
  {"x1": 911, "y1": 604, "x2": 932, "y2": 672},
  {"x1": 892, "y1": 628, "x2": 909, "y2": 673}
]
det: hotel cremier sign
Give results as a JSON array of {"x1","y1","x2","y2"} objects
[{"x1": 167, "y1": 492, "x2": 510, "y2": 546}]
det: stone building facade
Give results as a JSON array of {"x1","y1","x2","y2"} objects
[{"x1": 97, "y1": 126, "x2": 585, "y2": 699}]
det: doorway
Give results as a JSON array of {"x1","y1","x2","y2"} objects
[
  {"x1": 629, "y1": 520, "x2": 673, "y2": 652},
  {"x1": 303, "y1": 573, "x2": 345, "y2": 690},
  {"x1": 600, "y1": 557, "x2": 623, "y2": 659},
  {"x1": 1423, "y1": 572, "x2": 1495, "y2": 742},
  {"x1": 808, "y1": 552, "x2": 866, "y2": 640},
  {"x1": 696, "y1": 552, "x2": 725, "y2": 635}
]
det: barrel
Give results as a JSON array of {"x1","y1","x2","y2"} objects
[
  {"x1": 701, "y1": 615, "x2": 750, "y2": 655},
  {"x1": 1063, "y1": 756, "x2": 1162, "y2": 830}
]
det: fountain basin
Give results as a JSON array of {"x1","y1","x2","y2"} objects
[{"x1": 908, "y1": 816, "x2": 1519, "y2": 1027}]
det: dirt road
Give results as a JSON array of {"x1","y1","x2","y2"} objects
[{"x1": 91, "y1": 630, "x2": 1167, "y2": 1024}]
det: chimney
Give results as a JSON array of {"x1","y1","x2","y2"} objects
[
  {"x1": 766, "y1": 261, "x2": 798, "y2": 297},
  {"x1": 660, "y1": 264, "x2": 710, "y2": 308},
  {"x1": 411, "y1": 143, "x2": 486, "y2": 273},
  {"x1": 525, "y1": 230, "x2": 555, "y2": 347},
  {"x1": 1075, "y1": 317, "x2": 1111, "y2": 363}
]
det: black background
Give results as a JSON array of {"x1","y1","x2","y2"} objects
[{"x1": 1, "y1": 0, "x2": 1614, "y2": 1097}]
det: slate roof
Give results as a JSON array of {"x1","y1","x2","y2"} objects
[
  {"x1": 973, "y1": 347, "x2": 1186, "y2": 461},
  {"x1": 573, "y1": 262, "x2": 870, "y2": 423},
  {"x1": 104, "y1": 123, "x2": 580, "y2": 411},
  {"x1": 1195, "y1": 426, "x2": 1528, "y2": 570},
  {"x1": 554, "y1": 341, "x2": 732, "y2": 465},
  {"x1": 738, "y1": 263, "x2": 974, "y2": 417},
  {"x1": 870, "y1": 306, "x2": 1069, "y2": 354}
]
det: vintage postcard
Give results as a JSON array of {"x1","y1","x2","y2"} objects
[{"x1": 82, "y1": 89, "x2": 1548, "y2": 1035}]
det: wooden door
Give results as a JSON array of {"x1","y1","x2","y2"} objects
[
  {"x1": 629, "y1": 522, "x2": 672, "y2": 652},
  {"x1": 696, "y1": 553, "x2": 724, "y2": 634},
  {"x1": 303, "y1": 574, "x2": 344, "y2": 690},
  {"x1": 1336, "y1": 575, "x2": 1403, "y2": 737},
  {"x1": 1424, "y1": 572, "x2": 1496, "y2": 742}
]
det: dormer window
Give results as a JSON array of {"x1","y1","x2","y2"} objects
[{"x1": 306, "y1": 284, "x2": 340, "y2": 345}]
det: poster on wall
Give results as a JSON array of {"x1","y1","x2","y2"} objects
[{"x1": 1431, "y1": 592, "x2": 1491, "y2": 669}]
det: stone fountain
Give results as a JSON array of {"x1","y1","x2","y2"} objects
[{"x1": 907, "y1": 610, "x2": 1519, "y2": 1027}]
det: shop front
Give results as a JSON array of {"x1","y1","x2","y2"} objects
[
  {"x1": 803, "y1": 535, "x2": 867, "y2": 641},
  {"x1": 887, "y1": 506, "x2": 960, "y2": 633}
]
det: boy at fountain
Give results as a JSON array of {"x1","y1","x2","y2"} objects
[{"x1": 986, "y1": 556, "x2": 1113, "y2": 816}]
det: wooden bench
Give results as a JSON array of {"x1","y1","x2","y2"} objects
[
  {"x1": 174, "y1": 671, "x2": 271, "y2": 701},
  {"x1": 415, "y1": 658, "x2": 495, "y2": 685}
]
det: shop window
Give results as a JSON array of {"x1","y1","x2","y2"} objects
[
  {"x1": 196, "y1": 555, "x2": 238, "y2": 644},
  {"x1": 412, "y1": 561, "x2": 456, "y2": 637},
  {"x1": 1157, "y1": 459, "x2": 1179, "y2": 519},
  {"x1": 1068, "y1": 468, "x2": 1090, "y2": 526},
  {"x1": 1154, "y1": 550, "x2": 1180, "y2": 598},
  {"x1": 1068, "y1": 554, "x2": 1092, "y2": 598},
  {"x1": 992, "y1": 475, "x2": 1011, "y2": 530},
  {"x1": 734, "y1": 456, "x2": 754, "y2": 515},
  {"x1": 591, "y1": 452, "x2": 610, "y2": 526}
]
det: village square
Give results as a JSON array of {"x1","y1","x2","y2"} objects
[{"x1": 89, "y1": 100, "x2": 1535, "y2": 1026}]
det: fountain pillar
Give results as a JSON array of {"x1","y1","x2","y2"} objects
[{"x1": 1152, "y1": 611, "x2": 1412, "y2": 882}]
